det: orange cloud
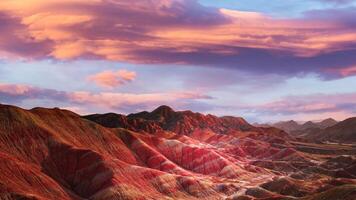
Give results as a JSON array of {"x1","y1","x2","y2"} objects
[
  {"x1": 0, "y1": 0, "x2": 356, "y2": 77},
  {"x1": 0, "y1": 0, "x2": 352, "y2": 59},
  {"x1": 68, "y1": 91, "x2": 206, "y2": 109},
  {"x1": 88, "y1": 69, "x2": 137, "y2": 88},
  {"x1": 117, "y1": 70, "x2": 136, "y2": 81}
]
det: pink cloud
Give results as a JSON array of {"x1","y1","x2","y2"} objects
[
  {"x1": 336, "y1": 66, "x2": 356, "y2": 77},
  {"x1": 0, "y1": 0, "x2": 355, "y2": 78},
  {"x1": 117, "y1": 70, "x2": 136, "y2": 81},
  {"x1": 88, "y1": 69, "x2": 136, "y2": 88},
  {"x1": 251, "y1": 93, "x2": 356, "y2": 117},
  {"x1": 68, "y1": 90, "x2": 211, "y2": 110},
  {"x1": 324, "y1": 65, "x2": 356, "y2": 78},
  {"x1": 0, "y1": 83, "x2": 33, "y2": 95},
  {"x1": 260, "y1": 101, "x2": 338, "y2": 113},
  {"x1": 0, "y1": 82, "x2": 67, "y2": 102},
  {"x1": 1, "y1": 81, "x2": 355, "y2": 121},
  {"x1": 0, "y1": 82, "x2": 212, "y2": 113}
]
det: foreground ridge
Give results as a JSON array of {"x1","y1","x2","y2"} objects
[{"x1": 0, "y1": 104, "x2": 355, "y2": 200}]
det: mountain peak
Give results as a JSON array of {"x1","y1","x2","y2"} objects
[
  {"x1": 276, "y1": 120, "x2": 299, "y2": 126},
  {"x1": 302, "y1": 121, "x2": 315, "y2": 126},
  {"x1": 151, "y1": 105, "x2": 175, "y2": 117},
  {"x1": 272, "y1": 120, "x2": 300, "y2": 133},
  {"x1": 321, "y1": 118, "x2": 337, "y2": 123},
  {"x1": 319, "y1": 118, "x2": 338, "y2": 128}
]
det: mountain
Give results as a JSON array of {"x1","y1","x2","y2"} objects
[
  {"x1": 318, "y1": 118, "x2": 339, "y2": 129},
  {"x1": 305, "y1": 117, "x2": 356, "y2": 143},
  {"x1": 300, "y1": 121, "x2": 318, "y2": 130},
  {"x1": 85, "y1": 105, "x2": 292, "y2": 140},
  {"x1": 0, "y1": 104, "x2": 355, "y2": 200},
  {"x1": 273, "y1": 120, "x2": 300, "y2": 133},
  {"x1": 271, "y1": 118, "x2": 338, "y2": 135},
  {"x1": 125, "y1": 105, "x2": 257, "y2": 134}
]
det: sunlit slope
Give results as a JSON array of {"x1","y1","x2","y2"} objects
[{"x1": 0, "y1": 104, "x2": 355, "y2": 200}]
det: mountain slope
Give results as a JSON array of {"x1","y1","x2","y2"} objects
[
  {"x1": 85, "y1": 105, "x2": 258, "y2": 135},
  {"x1": 273, "y1": 120, "x2": 300, "y2": 133},
  {"x1": 318, "y1": 118, "x2": 338, "y2": 129},
  {"x1": 0, "y1": 104, "x2": 355, "y2": 200},
  {"x1": 306, "y1": 117, "x2": 356, "y2": 143},
  {"x1": 271, "y1": 118, "x2": 338, "y2": 135}
]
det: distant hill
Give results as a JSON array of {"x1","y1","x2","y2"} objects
[
  {"x1": 270, "y1": 118, "x2": 338, "y2": 135},
  {"x1": 273, "y1": 120, "x2": 300, "y2": 133},
  {"x1": 319, "y1": 118, "x2": 339, "y2": 129},
  {"x1": 305, "y1": 117, "x2": 356, "y2": 143}
]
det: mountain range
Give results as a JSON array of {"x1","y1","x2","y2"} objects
[
  {"x1": 303, "y1": 117, "x2": 356, "y2": 143},
  {"x1": 256, "y1": 118, "x2": 338, "y2": 133},
  {"x1": 0, "y1": 104, "x2": 355, "y2": 200},
  {"x1": 256, "y1": 118, "x2": 356, "y2": 144}
]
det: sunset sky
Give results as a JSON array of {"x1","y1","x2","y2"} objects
[{"x1": 0, "y1": 0, "x2": 356, "y2": 122}]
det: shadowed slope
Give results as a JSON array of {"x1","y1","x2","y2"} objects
[
  {"x1": 271, "y1": 119, "x2": 338, "y2": 136},
  {"x1": 305, "y1": 117, "x2": 356, "y2": 143},
  {"x1": 0, "y1": 104, "x2": 251, "y2": 199}
]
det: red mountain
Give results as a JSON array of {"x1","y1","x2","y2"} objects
[
  {"x1": 85, "y1": 105, "x2": 258, "y2": 135},
  {"x1": 0, "y1": 104, "x2": 355, "y2": 200}
]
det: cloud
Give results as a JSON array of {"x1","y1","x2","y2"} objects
[
  {"x1": 0, "y1": 11, "x2": 52, "y2": 59},
  {"x1": 0, "y1": 0, "x2": 355, "y2": 78},
  {"x1": 212, "y1": 92, "x2": 356, "y2": 122},
  {"x1": 0, "y1": 82, "x2": 212, "y2": 113},
  {"x1": 249, "y1": 93, "x2": 356, "y2": 115},
  {"x1": 1, "y1": 81, "x2": 355, "y2": 121},
  {"x1": 337, "y1": 66, "x2": 356, "y2": 77},
  {"x1": 68, "y1": 90, "x2": 212, "y2": 112},
  {"x1": 88, "y1": 69, "x2": 137, "y2": 88},
  {"x1": 0, "y1": 83, "x2": 67, "y2": 102},
  {"x1": 324, "y1": 65, "x2": 356, "y2": 78}
]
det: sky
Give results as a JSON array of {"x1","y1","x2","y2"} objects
[{"x1": 0, "y1": 0, "x2": 356, "y2": 123}]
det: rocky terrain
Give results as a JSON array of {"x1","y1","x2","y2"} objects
[
  {"x1": 304, "y1": 117, "x2": 356, "y2": 143},
  {"x1": 268, "y1": 119, "x2": 338, "y2": 135},
  {"x1": 265, "y1": 118, "x2": 356, "y2": 144},
  {"x1": 0, "y1": 104, "x2": 355, "y2": 200}
]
